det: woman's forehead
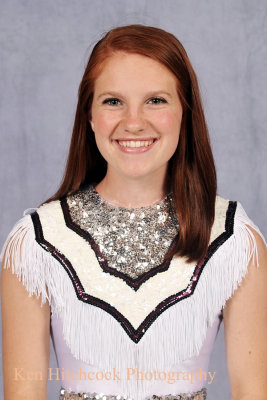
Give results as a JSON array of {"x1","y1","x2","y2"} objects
[{"x1": 93, "y1": 51, "x2": 179, "y2": 91}]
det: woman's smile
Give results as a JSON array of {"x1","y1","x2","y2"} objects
[{"x1": 113, "y1": 137, "x2": 159, "y2": 153}]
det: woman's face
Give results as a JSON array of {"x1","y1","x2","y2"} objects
[{"x1": 90, "y1": 51, "x2": 183, "y2": 183}]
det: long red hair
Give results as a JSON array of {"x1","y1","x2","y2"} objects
[{"x1": 43, "y1": 24, "x2": 217, "y2": 263}]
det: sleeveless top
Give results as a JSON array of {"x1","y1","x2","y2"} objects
[{"x1": 0, "y1": 185, "x2": 265, "y2": 400}]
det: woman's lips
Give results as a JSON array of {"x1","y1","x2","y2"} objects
[{"x1": 113, "y1": 138, "x2": 159, "y2": 153}]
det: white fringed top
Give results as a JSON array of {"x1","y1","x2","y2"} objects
[{"x1": 0, "y1": 192, "x2": 265, "y2": 400}]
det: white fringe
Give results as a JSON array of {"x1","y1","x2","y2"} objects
[
  {"x1": 0, "y1": 201, "x2": 266, "y2": 400},
  {"x1": 0, "y1": 214, "x2": 64, "y2": 311}
]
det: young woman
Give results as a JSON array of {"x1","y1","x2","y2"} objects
[{"x1": 1, "y1": 24, "x2": 266, "y2": 400}]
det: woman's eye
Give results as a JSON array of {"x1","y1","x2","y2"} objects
[
  {"x1": 148, "y1": 97, "x2": 167, "y2": 105},
  {"x1": 102, "y1": 98, "x2": 121, "y2": 106},
  {"x1": 102, "y1": 97, "x2": 167, "y2": 106}
]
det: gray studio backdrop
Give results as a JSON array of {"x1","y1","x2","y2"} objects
[{"x1": 0, "y1": 1, "x2": 266, "y2": 399}]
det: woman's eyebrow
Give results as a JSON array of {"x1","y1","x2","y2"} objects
[
  {"x1": 96, "y1": 91, "x2": 172, "y2": 100},
  {"x1": 97, "y1": 92, "x2": 122, "y2": 100},
  {"x1": 146, "y1": 91, "x2": 172, "y2": 98}
]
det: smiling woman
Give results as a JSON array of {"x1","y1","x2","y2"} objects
[
  {"x1": 43, "y1": 25, "x2": 217, "y2": 263},
  {"x1": 1, "y1": 24, "x2": 267, "y2": 400}
]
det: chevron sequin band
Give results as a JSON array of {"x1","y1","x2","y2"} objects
[{"x1": 59, "y1": 387, "x2": 207, "y2": 400}]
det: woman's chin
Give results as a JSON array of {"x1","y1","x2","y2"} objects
[{"x1": 114, "y1": 165, "x2": 166, "y2": 182}]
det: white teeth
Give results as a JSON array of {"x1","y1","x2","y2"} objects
[{"x1": 118, "y1": 140, "x2": 154, "y2": 148}]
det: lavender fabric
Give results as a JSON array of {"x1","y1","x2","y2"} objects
[{"x1": 51, "y1": 311, "x2": 222, "y2": 395}]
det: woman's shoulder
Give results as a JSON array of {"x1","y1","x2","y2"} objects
[
  {"x1": 0, "y1": 200, "x2": 62, "y2": 307},
  {"x1": 0, "y1": 187, "x2": 86, "y2": 268},
  {"x1": 214, "y1": 194, "x2": 265, "y2": 241},
  {"x1": 0, "y1": 189, "x2": 86, "y2": 307},
  {"x1": 203, "y1": 194, "x2": 266, "y2": 312},
  {"x1": 212, "y1": 193, "x2": 266, "y2": 260},
  {"x1": 0, "y1": 198, "x2": 61, "y2": 261}
]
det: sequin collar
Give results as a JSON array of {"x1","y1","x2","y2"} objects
[{"x1": 66, "y1": 184, "x2": 179, "y2": 279}]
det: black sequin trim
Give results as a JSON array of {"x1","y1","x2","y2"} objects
[{"x1": 31, "y1": 201, "x2": 237, "y2": 343}]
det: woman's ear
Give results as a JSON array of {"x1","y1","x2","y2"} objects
[{"x1": 89, "y1": 120, "x2": 95, "y2": 131}]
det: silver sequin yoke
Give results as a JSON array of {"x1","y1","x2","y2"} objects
[{"x1": 66, "y1": 185, "x2": 179, "y2": 279}]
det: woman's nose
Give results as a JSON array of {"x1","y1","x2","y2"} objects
[{"x1": 122, "y1": 107, "x2": 146, "y2": 133}]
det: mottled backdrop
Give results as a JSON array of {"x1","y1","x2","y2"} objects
[{"x1": 0, "y1": 0, "x2": 266, "y2": 399}]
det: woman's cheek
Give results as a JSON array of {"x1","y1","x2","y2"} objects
[
  {"x1": 153, "y1": 110, "x2": 176, "y2": 131},
  {"x1": 162, "y1": 109, "x2": 182, "y2": 132},
  {"x1": 94, "y1": 112, "x2": 119, "y2": 135}
]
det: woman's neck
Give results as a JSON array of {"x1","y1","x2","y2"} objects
[{"x1": 95, "y1": 171, "x2": 169, "y2": 209}]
